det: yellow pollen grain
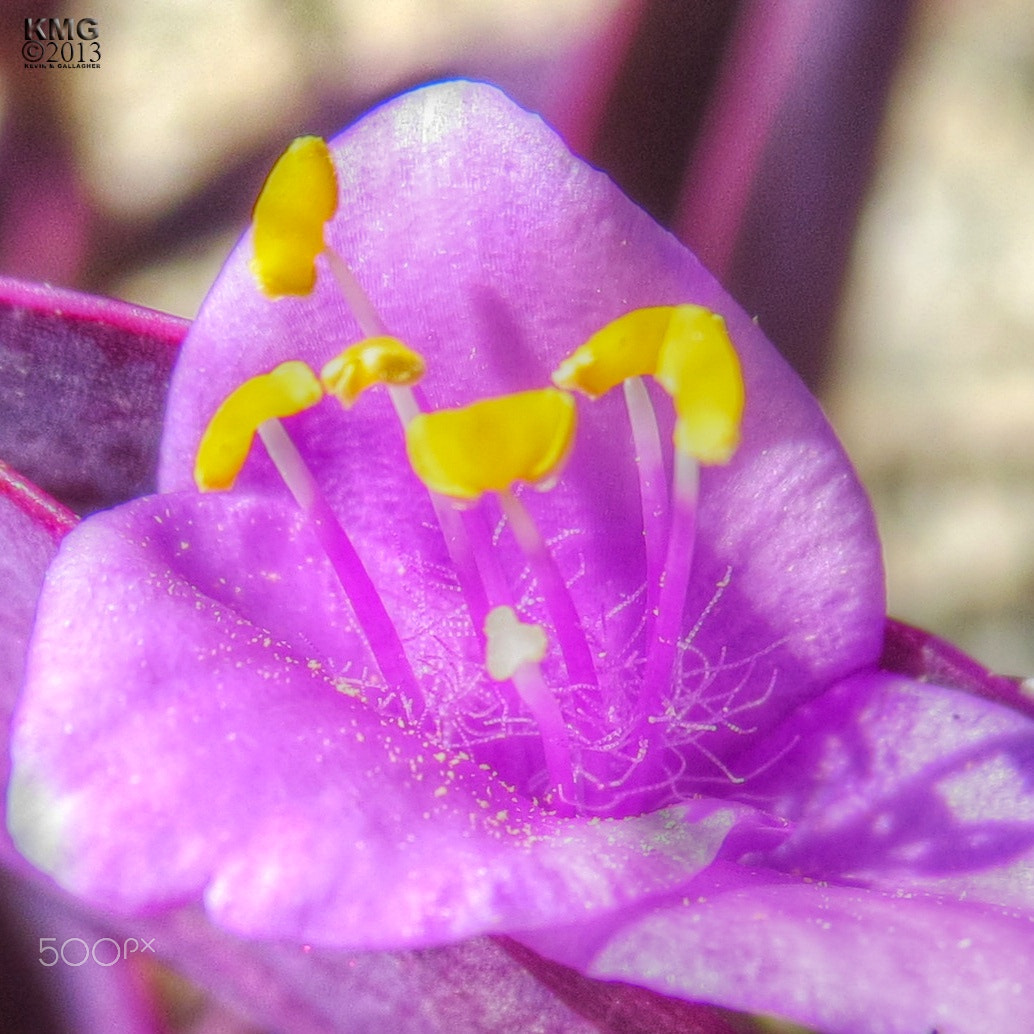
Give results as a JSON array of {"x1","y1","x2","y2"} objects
[
  {"x1": 552, "y1": 306, "x2": 672, "y2": 396},
  {"x1": 552, "y1": 304, "x2": 745, "y2": 463},
  {"x1": 656, "y1": 306, "x2": 744, "y2": 464}
]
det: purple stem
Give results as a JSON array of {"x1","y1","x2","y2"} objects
[{"x1": 623, "y1": 377, "x2": 668, "y2": 617}]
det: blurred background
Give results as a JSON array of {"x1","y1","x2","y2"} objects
[{"x1": 1, "y1": 2, "x2": 1032, "y2": 671}]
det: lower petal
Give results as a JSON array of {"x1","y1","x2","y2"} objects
[
  {"x1": 519, "y1": 862, "x2": 1034, "y2": 1034},
  {"x1": 741, "y1": 670, "x2": 1034, "y2": 911},
  {"x1": 8, "y1": 491, "x2": 785, "y2": 946}
]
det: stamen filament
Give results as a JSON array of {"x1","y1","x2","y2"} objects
[
  {"x1": 461, "y1": 507, "x2": 511, "y2": 621},
  {"x1": 256, "y1": 419, "x2": 423, "y2": 706},
  {"x1": 387, "y1": 385, "x2": 421, "y2": 427},
  {"x1": 499, "y1": 490, "x2": 598, "y2": 690},
  {"x1": 623, "y1": 376, "x2": 668, "y2": 615},
  {"x1": 511, "y1": 663, "x2": 577, "y2": 814},
  {"x1": 255, "y1": 418, "x2": 317, "y2": 509},
  {"x1": 321, "y1": 248, "x2": 388, "y2": 338},
  {"x1": 640, "y1": 448, "x2": 701, "y2": 715}
]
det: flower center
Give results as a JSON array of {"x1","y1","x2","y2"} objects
[{"x1": 194, "y1": 137, "x2": 745, "y2": 815}]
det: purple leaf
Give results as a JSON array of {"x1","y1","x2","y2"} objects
[{"x1": 0, "y1": 275, "x2": 185, "y2": 514}]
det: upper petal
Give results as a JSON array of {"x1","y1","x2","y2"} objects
[
  {"x1": 0, "y1": 275, "x2": 184, "y2": 514},
  {"x1": 157, "y1": 81, "x2": 885, "y2": 782}
]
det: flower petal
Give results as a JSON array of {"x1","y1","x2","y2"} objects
[
  {"x1": 517, "y1": 667, "x2": 1034, "y2": 1031},
  {"x1": 8, "y1": 492, "x2": 783, "y2": 945},
  {"x1": 740, "y1": 670, "x2": 1034, "y2": 911},
  {"x1": 0, "y1": 464, "x2": 73, "y2": 870},
  {"x1": 520, "y1": 861, "x2": 1034, "y2": 1034}
]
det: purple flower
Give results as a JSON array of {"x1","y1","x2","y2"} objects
[{"x1": 5, "y1": 81, "x2": 1034, "y2": 1034}]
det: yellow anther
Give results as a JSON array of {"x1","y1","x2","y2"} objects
[
  {"x1": 656, "y1": 306, "x2": 744, "y2": 464},
  {"x1": 320, "y1": 337, "x2": 426, "y2": 407},
  {"x1": 552, "y1": 305, "x2": 744, "y2": 463},
  {"x1": 406, "y1": 388, "x2": 576, "y2": 500},
  {"x1": 250, "y1": 136, "x2": 338, "y2": 298},
  {"x1": 484, "y1": 606, "x2": 548, "y2": 681},
  {"x1": 551, "y1": 307, "x2": 672, "y2": 397},
  {"x1": 194, "y1": 361, "x2": 323, "y2": 491}
]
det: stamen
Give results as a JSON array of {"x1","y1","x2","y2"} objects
[
  {"x1": 195, "y1": 368, "x2": 423, "y2": 708},
  {"x1": 194, "y1": 361, "x2": 323, "y2": 492},
  {"x1": 241, "y1": 127, "x2": 438, "y2": 705},
  {"x1": 405, "y1": 388, "x2": 597, "y2": 802},
  {"x1": 406, "y1": 390, "x2": 597, "y2": 685},
  {"x1": 250, "y1": 136, "x2": 337, "y2": 298},
  {"x1": 553, "y1": 304, "x2": 745, "y2": 724},
  {"x1": 554, "y1": 307, "x2": 674, "y2": 615}
]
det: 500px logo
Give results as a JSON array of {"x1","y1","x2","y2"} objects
[
  {"x1": 39, "y1": 936, "x2": 155, "y2": 967},
  {"x1": 22, "y1": 17, "x2": 100, "y2": 67}
]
